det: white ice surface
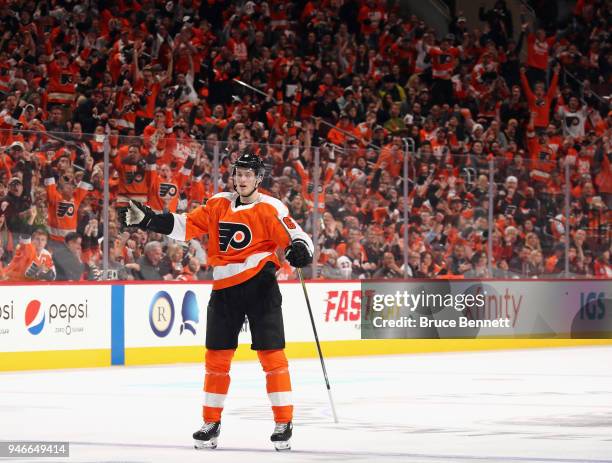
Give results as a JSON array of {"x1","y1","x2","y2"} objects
[{"x1": 1, "y1": 347, "x2": 612, "y2": 463}]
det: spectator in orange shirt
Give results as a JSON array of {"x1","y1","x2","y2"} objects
[
  {"x1": 327, "y1": 113, "x2": 354, "y2": 145},
  {"x1": 375, "y1": 136, "x2": 404, "y2": 177},
  {"x1": 525, "y1": 26, "x2": 556, "y2": 83},
  {"x1": 111, "y1": 144, "x2": 148, "y2": 205},
  {"x1": 2, "y1": 229, "x2": 55, "y2": 282},
  {"x1": 520, "y1": 63, "x2": 560, "y2": 131},
  {"x1": 145, "y1": 147, "x2": 195, "y2": 213},
  {"x1": 176, "y1": 256, "x2": 205, "y2": 281},
  {"x1": 43, "y1": 155, "x2": 93, "y2": 246}
]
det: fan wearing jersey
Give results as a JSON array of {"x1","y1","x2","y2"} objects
[
  {"x1": 43, "y1": 158, "x2": 93, "y2": 245},
  {"x1": 119, "y1": 153, "x2": 313, "y2": 451},
  {"x1": 427, "y1": 34, "x2": 460, "y2": 105},
  {"x1": 1, "y1": 229, "x2": 55, "y2": 282},
  {"x1": 111, "y1": 144, "x2": 148, "y2": 205},
  {"x1": 520, "y1": 64, "x2": 560, "y2": 130},
  {"x1": 144, "y1": 149, "x2": 195, "y2": 213},
  {"x1": 557, "y1": 96, "x2": 589, "y2": 138}
]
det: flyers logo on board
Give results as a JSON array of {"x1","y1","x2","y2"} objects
[{"x1": 218, "y1": 222, "x2": 252, "y2": 252}]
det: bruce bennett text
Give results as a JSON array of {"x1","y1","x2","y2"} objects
[{"x1": 371, "y1": 316, "x2": 512, "y2": 329}]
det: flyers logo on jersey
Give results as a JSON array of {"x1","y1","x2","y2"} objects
[
  {"x1": 566, "y1": 116, "x2": 579, "y2": 127},
  {"x1": 125, "y1": 171, "x2": 144, "y2": 184},
  {"x1": 57, "y1": 202, "x2": 75, "y2": 217},
  {"x1": 159, "y1": 183, "x2": 178, "y2": 197},
  {"x1": 60, "y1": 73, "x2": 73, "y2": 84},
  {"x1": 24, "y1": 261, "x2": 41, "y2": 279},
  {"x1": 219, "y1": 222, "x2": 252, "y2": 252}
]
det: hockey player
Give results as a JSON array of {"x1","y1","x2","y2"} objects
[{"x1": 119, "y1": 153, "x2": 313, "y2": 450}]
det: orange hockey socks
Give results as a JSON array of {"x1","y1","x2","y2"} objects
[
  {"x1": 258, "y1": 349, "x2": 293, "y2": 423},
  {"x1": 202, "y1": 349, "x2": 235, "y2": 422}
]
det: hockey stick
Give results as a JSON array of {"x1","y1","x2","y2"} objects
[{"x1": 296, "y1": 268, "x2": 339, "y2": 423}]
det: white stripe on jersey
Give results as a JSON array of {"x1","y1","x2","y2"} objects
[{"x1": 212, "y1": 251, "x2": 272, "y2": 280}]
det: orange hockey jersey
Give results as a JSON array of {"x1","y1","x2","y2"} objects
[
  {"x1": 44, "y1": 177, "x2": 92, "y2": 241},
  {"x1": 168, "y1": 192, "x2": 314, "y2": 289},
  {"x1": 111, "y1": 148, "x2": 148, "y2": 204},
  {"x1": 47, "y1": 61, "x2": 79, "y2": 106},
  {"x1": 3, "y1": 241, "x2": 55, "y2": 282},
  {"x1": 292, "y1": 159, "x2": 335, "y2": 212},
  {"x1": 145, "y1": 164, "x2": 190, "y2": 213}
]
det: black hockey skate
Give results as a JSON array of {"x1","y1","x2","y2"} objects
[
  {"x1": 270, "y1": 421, "x2": 292, "y2": 451},
  {"x1": 193, "y1": 422, "x2": 221, "y2": 449}
]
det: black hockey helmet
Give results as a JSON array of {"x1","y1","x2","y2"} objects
[{"x1": 231, "y1": 153, "x2": 266, "y2": 180}]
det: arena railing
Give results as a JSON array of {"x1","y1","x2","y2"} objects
[{"x1": 0, "y1": 129, "x2": 608, "y2": 282}]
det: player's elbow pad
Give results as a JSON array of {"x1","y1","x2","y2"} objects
[{"x1": 149, "y1": 213, "x2": 175, "y2": 235}]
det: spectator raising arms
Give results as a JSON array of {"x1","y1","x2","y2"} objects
[
  {"x1": 0, "y1": 0, "x2": 608, "y2": 281},
  {"x1": 1, "y1": 229, "x2": 55, "y2": 281}
]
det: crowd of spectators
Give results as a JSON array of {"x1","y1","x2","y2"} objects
[{"x1": 0, "y1": 0, "x2": 610, "y2": 282}]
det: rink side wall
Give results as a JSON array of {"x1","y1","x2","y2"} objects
[{"x1": 0, "y1": 280, "x2": 611, "y2": 371}]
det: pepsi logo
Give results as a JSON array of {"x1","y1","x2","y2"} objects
[{"x1": 25, "y1": 300, "x2": 45, "y2": 335}]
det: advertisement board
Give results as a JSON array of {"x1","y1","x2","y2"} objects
[
  {"x1": 123, "y1": 282, "x2": 363, "y2": 349},
  {"x1": 281, "y1": 282, "x2": 362, "y2": 342},
  {"x1": 0, "y1": 280, "x2": 610, "y2": 371},
  {"x1": 0, "y1": 285, "x2": 111, "y2": 353},
  {"x1": 123, "y1": 284, "x2": 213, "y2": 348}
]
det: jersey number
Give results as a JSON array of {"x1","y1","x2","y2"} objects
[{"x1": 282, "y1": 216, "x2": 297, "y2": 229}]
